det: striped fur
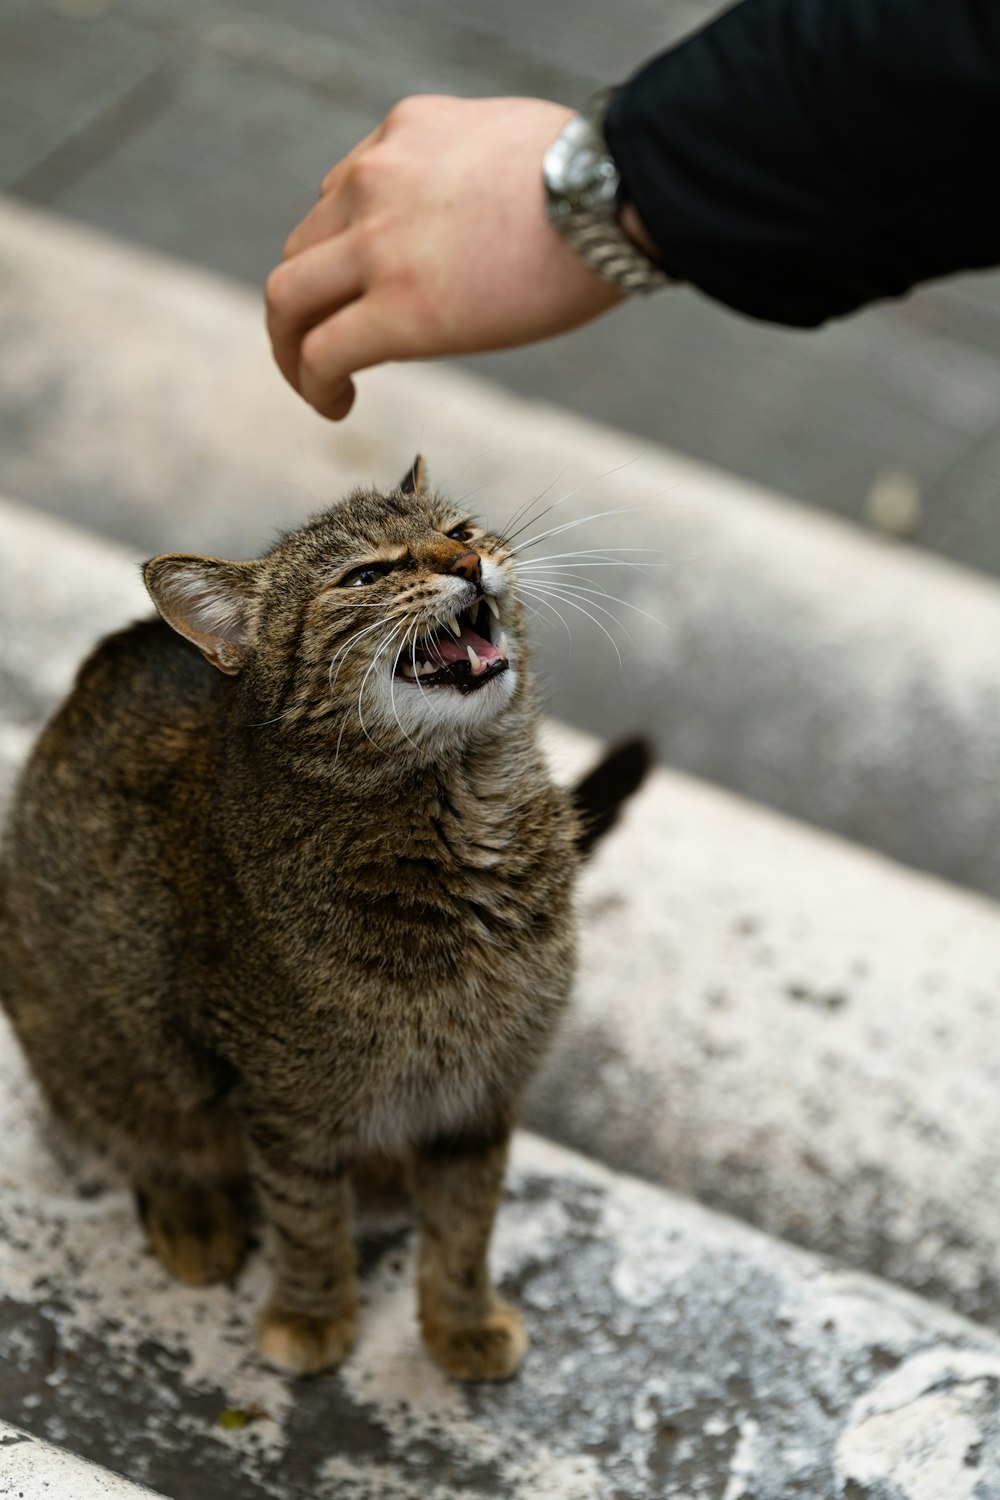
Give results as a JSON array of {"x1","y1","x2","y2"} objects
[{"x1": 0, "y1": 477, "x2": 587, "y2": 1382}]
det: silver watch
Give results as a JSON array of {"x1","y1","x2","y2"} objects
[{"x1": 543, "y1": 90, "x2": 672, "y2": 295}]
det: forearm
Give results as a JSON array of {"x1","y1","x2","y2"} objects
[{"x1": 606, "y1": 0, "x2": 1000, "y2": 325}]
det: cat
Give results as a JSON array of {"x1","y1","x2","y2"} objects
[{"x1": 0, "y1": 458, "x2": 648, "y2": 1382}]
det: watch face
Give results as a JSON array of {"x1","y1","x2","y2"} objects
[{"x1": 544, "y1": 115, "x2": 619, "y2": 212}]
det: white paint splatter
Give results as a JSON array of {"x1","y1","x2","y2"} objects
[{"x1": 837, "y1": 1347, "x2": 1000, "y2": 1500}]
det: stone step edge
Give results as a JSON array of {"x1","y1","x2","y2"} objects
[{"x1": 0, "y1": 1420, "x2": 163, "y2": 1497}]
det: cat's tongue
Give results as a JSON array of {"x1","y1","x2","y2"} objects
[{"x1": 431, "y1": 621, "x2": 503, "y2": 669}]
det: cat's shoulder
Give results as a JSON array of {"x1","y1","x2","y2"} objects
[
  {"x1": 72, "y1": 615, "x2": 217, "y2": 712},
  {"x1": 27, "y1": 617, "x2": 219, "y2": 788}
]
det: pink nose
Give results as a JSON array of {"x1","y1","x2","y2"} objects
[{"x1": 448, "y1": 551, "x2": 481, "y2": 586}]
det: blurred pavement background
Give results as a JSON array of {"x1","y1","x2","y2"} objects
[{"x1": 3, "y1": 0, "x2": 1000, "y2": 573}]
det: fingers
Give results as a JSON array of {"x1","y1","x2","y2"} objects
[
  {"x1": 284, "y1": 124, "x2": 385, "y2": 259},
  {"x1": 298, "y1": 297, "x2": 401, "y2": 421},
  {"x1": 319, "y1": 123, "x2": 384, "y2": 197},
  {"x1": 283, "y1": 190, "x2": 351, "y2": 260},
  {"x1": 265, "y1": 234, "x2": 365, "y2": 389}
]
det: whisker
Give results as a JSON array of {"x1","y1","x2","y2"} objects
[
  {"x1": 331, "y1": 619, "x2": 400, "y2": 761},
  {"x1": 452, "y1": 479, "x2": 492, "y2": 508},
  {"x1": 519, "y1": 582, "x2": 627, "y2": 666},
  {"x1": 336, "y1": 621, "x2": 404, "y2": 759},
  {"x1": 409, "y1": 622, "x2": 433, "y2": 710},
  {"x1": 388, "y1": 624, "x2": 422, "y2": 751},
  {"x1": 519, "y1": 574, "x2": 666, "y2": 630},
  {"x1": 517, "y1": 547, "x2": 668, "y2": 569},
  {"x1": 517, "y1": 585, "x2": 575, "y2": 652},
  {"x1": 512, "y1": 505, "x2": 651, "y2": 556},
  {"x1": 435, "y1": 445, "x2": 494, "y2": 496},
  {"x1": 499, "y1": 452, "x2": 646, "y2": 548},
  {"x1": 328, "y1": 615, "x2": 395, "y2": 695},
  {"x1": 495, "y1": 466, "x2": 569, "y2": 546},
  {"x1": 357, "y1": 622, "x2": 408, "y2": 746}
]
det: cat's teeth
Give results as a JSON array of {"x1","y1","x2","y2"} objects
[
  {"x1": 418, "y1": 661, "x2": 437, "y2": 676},
  {"x1": 467, "y1": 646, "x2": 482, "y2": 673},
  {"x1": 484, "y1": 596, "x2": 500, "y2": 620},
  {"x1": 498, "y1": 632, "x2": 509, "y2": 658},
  {"x1": 400, "y1": 663, "x2": 417, "y2": 678},
  {"x1": 445, "y1": 614, "x2": 462, "y2": 638}
]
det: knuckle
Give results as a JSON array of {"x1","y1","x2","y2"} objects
[
  {"x1": 298, "y1": 325, "x2": 331, "y2": 382},
  {"x1": 384, "y1": 95, "x2": 419, "y2": 129},
  {"x1": 349, "y1": 150, "x2": 389, "y2": 196},
  {"x1": 264, "y1": 262, "x2": 291, "y2": 313},
  {"x1": 383, "y1": 93, "x2": 446, "y2": 130}
]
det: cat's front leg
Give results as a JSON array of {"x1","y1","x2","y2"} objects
[
  {"x1": 412, "y1": 1125, "x2": 526, "y2": 1382},
  {"x1": 248, "y1": 1134, "x2": 359, "y2": 1376}
]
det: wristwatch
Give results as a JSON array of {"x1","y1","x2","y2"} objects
[{"x1": 542, "y1": 90, "x2": 672, "y2": 295}]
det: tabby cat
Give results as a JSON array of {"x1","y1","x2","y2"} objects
[{"x1": 0, "y1": 459, "x2": 646, "y2": 1382}]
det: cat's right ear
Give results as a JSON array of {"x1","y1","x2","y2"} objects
[
  {"x1": 399, "y1": 454, "x2": 428, "y2": 495},
  {"x1": 143, "y1": 554, "x2": 258, "y2": 675}
]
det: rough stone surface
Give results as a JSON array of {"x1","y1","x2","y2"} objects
[
  {"x1": 5, "y1": 200, "x2": 1000, "y2": 902},
  {"x1": 0, "y1": 1421, "x2": 160, "y2": 1498},
  {"x1": 4, "y1": 1014, "x2": 1000, "y2": 1500},
  {"x1": 533, "y1": 727, "x2": 1000, "y2": 1328}
]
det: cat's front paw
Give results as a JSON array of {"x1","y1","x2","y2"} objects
[
  {"x1": 421, "y1": 1299, "x2": 528, "y2": 1382},
  {"x1": 257, "y1": 1304, "x2": 357, "y2": 1376},
  {"x1": 139, "y1": 1181, "x2": 249, "y2": 1287}
]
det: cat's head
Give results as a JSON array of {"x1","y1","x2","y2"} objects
[{"x1": 143, "y1": 458, "x2": 524, "y2": 756}]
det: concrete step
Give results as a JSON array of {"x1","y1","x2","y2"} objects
[
  {"x1": 4, "y1": 1010, "x2": 1000, "y2": 1500},
  {"x1": 4, "y1": 492, "x2": 1000, "y2": 1342},
  {"x1": 0, "y1": 1422, "x2": 160, "y2": 1498},
  {"x1": 6, "y1": 198, "x2": 1000, "y2": 904}
]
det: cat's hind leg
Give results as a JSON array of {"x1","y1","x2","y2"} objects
[
  {"x1": 137, "y1": 1174, "x2": 251, "y2": 1286},
  {"x1": 412, "y1": 1127, "x2": 526, "y2": 1383},
  {"x1": 131, "y1": 1105, "x2": 251, "y2": 1286}
]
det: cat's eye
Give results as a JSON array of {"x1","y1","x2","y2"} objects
[
  {"x1": 446, "y1": 522, "x2": 475, "y2": 543},
  {"x1": 338, "y1": 563, "x2": 389, "y2": 588}
]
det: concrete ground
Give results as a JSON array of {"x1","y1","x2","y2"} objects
[{"x1": 3, "y1": 0, "x2": 1000, "y2": 577}]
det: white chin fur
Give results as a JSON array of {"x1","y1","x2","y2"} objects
[{"x1": 371, "y1": 665, "x2": 518, "y2": 746}]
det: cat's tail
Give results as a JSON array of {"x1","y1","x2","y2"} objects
[{"x1": 572, "y1": 736, "x2": 653, "y2": 858}]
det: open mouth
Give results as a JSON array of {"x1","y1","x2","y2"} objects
[{"x1": 396, "y1": 595, "x2": 510, "y2": 695}]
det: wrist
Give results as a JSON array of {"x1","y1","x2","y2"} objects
[
  {"x1": 618, "y1": 201, "x2": 661, "y2": 263},
  {"x1": 541, "y1": 93, "x2": 672, "y2": 295}
]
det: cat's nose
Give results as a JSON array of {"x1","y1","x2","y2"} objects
[{"x1": 447, "y1": 551, "x2": 482, "y2": 587}]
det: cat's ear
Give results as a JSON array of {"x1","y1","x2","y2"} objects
[
  {"x1": 144, "y1": 554, "x2": 258, "y2": 676},
  {"x1": 399, "y1": 454, "x2": 428, "y2": 495}
]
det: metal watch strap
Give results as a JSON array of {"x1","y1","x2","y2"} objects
[
  {"x1": 553, "y1": 211, "x2": 672, "y2": 294},
  {"x1": 543, "y1": 92, "x2": 672, "y2": 296}
]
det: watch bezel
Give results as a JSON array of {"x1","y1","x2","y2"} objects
[{"x1": 542, "y1": 102, "x2": 620, "y2": 217}]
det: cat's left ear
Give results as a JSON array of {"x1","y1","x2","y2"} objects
[
  {"x1": 144, "y1": 554, "x2": 258, "y2": 676},
  {"x1": 399, "y1": 454, "x2": 428, "y2": 494}
]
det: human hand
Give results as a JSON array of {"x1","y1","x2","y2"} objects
[{"x1": 265, "y1": 95, "x2": 626, "y2": 420}]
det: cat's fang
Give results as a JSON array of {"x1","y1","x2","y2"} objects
[
  {"x1": 445, "y1": 614, "x2": 462, "y2": 638},
  {"x1": 467, "y1": 646, "x2": 482, "y2": 673},
  {"x1": 484, "y1": 596, "x2": 500, "y2": 620}
]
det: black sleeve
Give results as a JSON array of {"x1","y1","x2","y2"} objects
[{"x1": 604, "y1": 0, "x2": 1000, "y2": 327}]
